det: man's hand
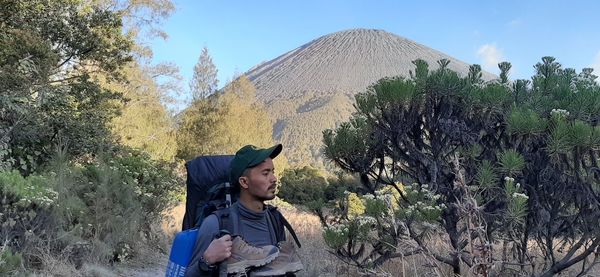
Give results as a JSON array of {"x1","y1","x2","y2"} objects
[{"x1": 202, "y1": 234, "x2": 233, "y2": 265}]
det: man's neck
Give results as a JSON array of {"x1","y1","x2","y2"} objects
[{"x1": 239, "y1": 194, "x2": 265, "y2": 213}]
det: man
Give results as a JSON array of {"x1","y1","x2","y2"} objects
[{"x1": 185, "y1": 144, "x2": 303, "y2": 277}]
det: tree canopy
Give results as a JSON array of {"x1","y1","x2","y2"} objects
[
  {"x1": 0, "y1": 0, "x2": 182, "y2": 274},
  {"x1": 177, "y1": 75, "x2": 287, "y2": 169},
  {"x1": 189, "y1": 46, "x2": 218, "y2": 101},
  {"x1": 322, "y1": 57, "x2": 600, "y2": 276},
  {"x1": 1, "y1": 0, "x2": 135, "y2": 173}
]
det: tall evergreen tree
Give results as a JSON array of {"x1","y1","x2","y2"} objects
[
  {"x1": 177, "y1": 75, "x2": 288, "y2": 170},
  {"x1": 189, "y1": 47, "x2": 218, "y2": 101}
]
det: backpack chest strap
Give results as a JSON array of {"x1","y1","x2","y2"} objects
[{"x1": 215, "y1": 204, "x2": 302, "y2": 249}]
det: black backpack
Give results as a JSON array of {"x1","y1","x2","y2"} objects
[
  {"x1": 182, "y1": 155, "x2": 234, "y2": 231},
  {"x1": 182, "y1": 155, "x2": 300, "y2": 247}
]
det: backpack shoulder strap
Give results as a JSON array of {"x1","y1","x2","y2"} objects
[
  {"x1": 213, "y1": 203, "x2": 240, "y2": 236},
  {"x1": 267, "y1": 205, "x2": 301, "y2": 248}
]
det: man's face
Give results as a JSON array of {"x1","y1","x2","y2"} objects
[{"x1": 240, "y1": 158, "x2": 277, "y2": 201}]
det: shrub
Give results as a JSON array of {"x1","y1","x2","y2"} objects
[
  {"x1": 344, "y1": 192, "x2": 365, "y2": 219},
  {"x1": 278, "y1": 166, "x2": 328, "y2": 205},
  {"x1": 0, "y1": 171, "x2": 55, "y2": 271},
  {"x1": 322, "y1": 58, "x2": 600, "y2": 275},
  {"x1": 48, "y1": 147, "x2": 182, "y2": 263},
  {"x1": 324, "y1": 172, "x2": 362, "y2": 201},
  {"x1": 107, "y1": 147, "x2": 182, "y2": 222},
  {"x1": 1, "y1": 145, "x2": 183, "y2": 271},
  {"x1": 0, "y1": 171, "x2": 58, "y2": 208},
  {"x1": 0, "y1": 246, "x2": 23, "y2": 275}
]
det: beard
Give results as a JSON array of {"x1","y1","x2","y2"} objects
[{"x1": 256, "y1": 185, "x2": 277, "y2": 202}]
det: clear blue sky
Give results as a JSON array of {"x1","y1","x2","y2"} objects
[{"x1": 150, "y1": 0, "x2": 600, "y2": 92}]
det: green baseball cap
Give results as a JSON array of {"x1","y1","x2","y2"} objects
[{"x1": 229, "y1": 144, "x2": 282, "y2": 186}]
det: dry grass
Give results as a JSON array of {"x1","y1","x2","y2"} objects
[
  {"x1": 281, "y1": 206, "x2": 454, "y2": 277},
  {"x1": 159, "y1": 203, "x2": 355, "y2": 276},
  {"x1": 161, "y1": 202, "x2": 186, "y2": 238},
  {"x1": 280, "y1": 207, "x2": 346, "y2": 276},
  {"x1": 279, "y1": 207, "x2": 600, "y2": 277},
  {"x1": 37, "y1": 202, "x2": 597, "y2": 277}
]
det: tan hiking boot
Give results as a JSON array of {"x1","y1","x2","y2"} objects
[
  {"x1": 225, "y1": 236, "x2": 280, "y2": 274},
  {"x1": 250, "y1": 240, "x2": 304, "y2": 276}
]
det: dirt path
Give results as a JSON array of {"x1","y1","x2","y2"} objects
[
  {"x1": 112, "y1": 257, "x2": 167, "y2": 277},
  {"x1": 81, "y1": 251, "x2": 168, "y2": 277}
]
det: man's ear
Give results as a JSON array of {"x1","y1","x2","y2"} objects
[{"x1": 239, "y1": 176, "x2": 249, "y2": 189}]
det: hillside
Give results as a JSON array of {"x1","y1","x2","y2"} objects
[{"x1": 246, "y1": 29, "x2": 496, "y2": 166}]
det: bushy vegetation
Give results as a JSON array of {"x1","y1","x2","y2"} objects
[
  {"x1": 0, "y1": 246, "x2": 23, "y2": 275},
  {"x1": 278, "y1": 166, "x2": 328, "y2": 204},
  {"x1": 322, "y1": 58, "x2": 600, "y2": 276},
  {"x1": 1, "y1": 0, "x2": 290, "y2": 274},
  {"x1": 325, "y1": 171, "x2": 365, "y2": 200},
  {"x1": 0, "y1": 146, "x2": 182, "y2": 273},
  {"x1": 1, "y1": 0, "x2": 129, "y2": 174},
  {"x1": 5, "y1": 1, "x2": 598, "y2": 277},
  {"x1": 0, "y1": 0, "x2": 184, "y2": 274},
  {"x1": 278, "y1": 167, "x2": 365, "y2": 208}
]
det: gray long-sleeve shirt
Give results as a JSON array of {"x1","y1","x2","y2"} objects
[{"x1": 185, "y1": 202, "x2": 277, "y2": 277}]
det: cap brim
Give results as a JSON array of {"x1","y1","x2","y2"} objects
[{"x1": 248, "y1": 144, "x2": 282, "y2": 168}]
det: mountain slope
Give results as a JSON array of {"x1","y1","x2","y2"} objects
[{"x1": 246, "y1": 29, "x2": 495, "y2": 167}]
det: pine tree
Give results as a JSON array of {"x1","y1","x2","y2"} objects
[
  {"x1": 177, "y1": 75, "x2": 288, "y2": 171},
  {"x1": 189, "y1": 47, "x2": 218, "y2": 101}
]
